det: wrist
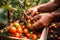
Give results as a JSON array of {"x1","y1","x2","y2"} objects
[
  {"x1": 51, "y1": 12, "x2": 56, "y2": 18},
  {"x1": 45, "y1": 13, "x2": 54, "y2": 19},
  {"x1": 51, "y1": 11, "x2": 60, "y2": 18}
]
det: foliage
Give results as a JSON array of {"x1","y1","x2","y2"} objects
[{"x1": 0, "y1": 0, "x2": 50, "y2": 24}]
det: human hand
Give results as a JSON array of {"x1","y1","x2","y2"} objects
[
  {"x1": 26, "y1": 7, "x2": 38, "y2": 16},
  {"x1": 29, "y1": 13, "x2": 54, "y2": 31}
]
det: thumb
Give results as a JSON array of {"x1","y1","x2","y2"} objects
[{"x1": 26, "y1": 9, "x2": 33, "y2": 15}]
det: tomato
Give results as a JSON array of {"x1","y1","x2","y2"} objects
[
  {"x1": 28, "y1": 23, "x2": 32, "y2": 27},
  {"x1": 13, "y1": 22, "x2": 20, "y2": 27},
  {"x1": 26, "y1": 33, "x2": 30, "y2": 38},
  {"x1": 17, "y1": 27, "x2": 23, "y2": 33},
  {"x1": 16, "y1": 26, "x2": 22, "y2": 29},
  {"x1": 14, "y1": 33, "x2": 20, "y2": 38},
  {"x1": 49, "y1": 26, "x2": 52, "y2": 28},
  {"x1": 50, "y1": 30, "x2": 54, "y2": 33},
  {"x1": 21, "y1": 26, "x2": 26, "y2": 29},
  {"x1": 34, "y1": 12, "x2": 38, "y2": 16},
  {"x1": 49, "y1": 26, "x2": 57, "y2": 28},
  {"x1": 26, "y1": 16, "x2": 30, "y2": 20},
  {"x1": 23, "y1": 29, "x2": 28, "y2": 34},
  {"x1": 31, "y1": 34, "x2": 37, "y2": 40},
  {"x1": 27, "y1": 20, "x2": 31, "y2": 23},
  {"x1": 9, "y1": 27, "x2": 17, "y2": 34},
  {"x1": 58, "y1": 37, "x2": 60, "y2": 40},
  {"x1": 26, "y1": 2, "x2": 30, "y2": 7},
  {"x1": 37, "y1": 33, "x2": 41, "y2": 38},
  {"x1": 30, "y1": 32, "x2": 33, "y2": 34}
]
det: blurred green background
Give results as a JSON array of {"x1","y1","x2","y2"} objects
[{"x1": 0, "y1": 0, "x2": 50, "y2": 24}]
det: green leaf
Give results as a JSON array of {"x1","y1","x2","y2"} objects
[{"x1": 0, "y1": 8, "x2": 8, "y2": 24}]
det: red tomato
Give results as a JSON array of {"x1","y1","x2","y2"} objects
[
  {"x1": 37, "y1": 33, "x2": 41, "y2": 38},
  {"x1": 14, "y1": 33, "x2": 20, "y2": 38},
  {"x1": 50, "y1": 30, "x2": 54, "y2": 33},
  {"x1": 34, "y1": 12, "x2": 38, "y2": 16},
  {"x1": 31, "y1": 34, "x2": 37, "y2": 40},
  {"x1": 17, "y1": 27, "x2": 23, "y2": 33},
  {"x1": 9, "y1": 27, "x2": 17, "y2": 34},
  {"x1": 58, "y1": 37, "x2": 60, "y2": 40},
  {"x1": 23, "y1": 29, "x2": 28, "y2": 34},
  {"x1": 26, "y1": 16, "x2": 30, "y2": 20},
  {"x1": 26, "y1": 33, "x2": 30, "y2": 38},
  {"x1": 21, "y1": 26, "x2": 26, "y2": 29}
]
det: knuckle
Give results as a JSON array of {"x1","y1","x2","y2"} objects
[{"x1": 39, "y1": 21, "x2": 47, "y2": 27}]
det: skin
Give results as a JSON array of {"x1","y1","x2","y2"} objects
[
  {"x1": 26, "y1": 0, "x2": 60, "y2": 30},
  {"x1": 26, "y1": 0, "x2": 60, "y2": 13}
]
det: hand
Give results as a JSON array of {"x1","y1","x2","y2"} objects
[
  {"x1": 26, "y1": 7, "x2": 38, "y2": 16},
  {"x1": 29, "y1": 13, "x2": 54, "y2": 31}
]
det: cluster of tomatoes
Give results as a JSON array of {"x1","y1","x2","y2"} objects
[
  {"x1": 8, "y1": 22, "x2": 41, "y2": 40},
  {"x1": 48, "y1": 22, "x2": 60, "y2": 40},
  {"x1": 8, "y1": 12, "x2": 41, "y2": 40}
]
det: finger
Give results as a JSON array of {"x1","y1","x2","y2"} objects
[
  {"x1": 30, "y1": 13, "x2": 54, "y2": 30},
  {"x1": 26, "y1": 10, "x2": 37, "y2": 16},
  {"x1": 31, "y1": 11, "x2": 36, "y2": 16},
  {"x1": 26, "y1": 10, "x2": 36, "y2": 16},
  {"x1": 31, "y1": 11, "x2": 39, "y2": 16},
  {"x1": 31, "y1": 16, "x2": 48, "y2": 30},
  {"x1": 26, "y1": 10, "x2": 33, "y2": 15},
  {"x1": 30, "y1": 20, "x2": 45, "y2": 30},
  {"x1": 30, "y1": 14, "x2": 42, "y2": 21}
]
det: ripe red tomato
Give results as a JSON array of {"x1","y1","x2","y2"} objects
[
  {"x1": 23, "y1": 29, "x2": 28, "y2": 34},
  {"x1": 31, "y1": 34, "x2": 37, "y2": 40},
  {"x1": 17, "y1": 27, "x2": 23, "y2": 33},
  {"x1": 50, "y1": 30, "x2": 54, "y2": 33},
  {"x1": 26, "y1": 16, "x2": 30, "y2": 20},
  {"x1": 26, "y1": 33, "x2": 30, "y2": 38},
  {"x1": 9, "y1": 27, "x2": 17, "y2": 34},
  {"x1": 58, "y1": 37, "x2": 60, "y2": 40},
  {"x1": 37, "y1": 33, "x2": 41, "y2": 38},
  {"x1": 14, "y1": 33, "x2": 20, "y2": 38},
  {"x1": 34, "y1": 12, "x2": 38, "y2": 16},
  {"x1": 21, "y1": 26, "x2": 26, "y2": 29}
]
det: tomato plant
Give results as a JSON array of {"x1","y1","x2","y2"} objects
[{"x1": 1, "y1": 0, "x2": 58, "y2": 40}]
